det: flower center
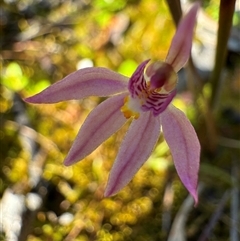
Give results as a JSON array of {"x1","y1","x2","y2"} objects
[
  {"x1": 145, "y1": 61, "x2": 177, "y2": 92},
  {"x1": 121, "y1": 96, "x2": 141, "y2": 119},
  {"x1": 121, "y1": 60, "x2": 177, "y2": 119}
]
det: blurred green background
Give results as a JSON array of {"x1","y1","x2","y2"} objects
[{"x1": 1, "y1": 0, "x2": 239, "y2": 240}]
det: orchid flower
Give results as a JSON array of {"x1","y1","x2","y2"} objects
[{"x1": 25, "y1": 3, "x2": 200, "y2": 204}]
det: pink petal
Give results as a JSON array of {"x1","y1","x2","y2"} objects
[
  {"x1": 165, "y1": 2, "x2": 200, "y2": 72},
  {"x1": 25, "y1": 67, "x2": 128, "y2": 103},
  {"x1": 141, "y1": 89, "x2": 177, "y2": 116},
  {"x1": 161, "y1": 105, "x2": 200, "y2": 204},
  {"x1": 128, "y1": 59, "x2": 150, "y2": 97},
  {"x1": 64, "y1": 93, "x2": 127, "y2": 165},
  {"x1": 104, "y1": 111, "x2": 160, "y2": 197}
]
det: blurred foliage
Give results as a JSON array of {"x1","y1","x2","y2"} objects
[{"x1": 1, "y1": 0, "x2": 240, "y2": 241}]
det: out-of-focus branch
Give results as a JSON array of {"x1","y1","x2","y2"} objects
[
  {"x1": 198, "y1": 191, "x2": 230, "y2": 241},
  {"x1": 165, "y1": 0, "x2": 182, "y2": 27},
  {"x1": 167, "y1": 184, "x2": 204, "y2": 241},
  {"x1": 230, "y1": 157, "x2": 239, "y2": 241},
  {"x1": 219, "y1": 136, "x2": 240, "y2": 149},
  {"x1": 209, "y1": 0, "x2": 236, "y2": 108}
]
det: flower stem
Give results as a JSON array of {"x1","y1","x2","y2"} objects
[{"x1": 209, "y1": 0, "x2": 236, "y2": 108}]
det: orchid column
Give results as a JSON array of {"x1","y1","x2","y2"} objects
[{"x1": 25, "y1": 3, "x2": 200, "y2": 204}]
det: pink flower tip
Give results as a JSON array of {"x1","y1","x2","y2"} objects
[
  {"x1": 24, "y1": 95, "x2": 42, "y2": 104},
  {"x1": 192, "y1": 190, "x2": 199, "y2": 206}
]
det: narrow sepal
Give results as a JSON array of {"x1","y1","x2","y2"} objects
[
  {"x1": 64, "y1": 93, "x2": 127, "y2": 165},
  {"x1": 104, "y1": 111, "x2": 160, "y2": 197},
  {"x1": 161, "y1": 105, "x2": 200, "y2": 204},
  {"x1": 25, "y1": 67, "x2": 128, "y2": 103},
  {"x1": 165, "y1": 2, "x2": 200, "y2": 72}
]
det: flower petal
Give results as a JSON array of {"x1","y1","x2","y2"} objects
[
  {"x1": 25, "y1": 67, "x2": 128, "y2": 103},
  {"x1": 128, "y1": 59, "x2": 150, "y2": 97},
  {"x1": 165, "y1": 2, "x2": 200, "y2": 72},
  {"x1": 161, "y1": 105, "x2": 200, "y2": 204},
  {"x1": 141, "y1": 89, "x2": 177, "y2": 116},
  {"x1": 64, "y1": 93, "x2": 127, "y2": 166},
  {"x1": 104, "y1": 111, "x2": 160, "y2": 197}
]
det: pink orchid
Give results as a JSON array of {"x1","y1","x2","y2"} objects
[{"x1": 25, "y1": 3, "x2": 200, "y2": 204}]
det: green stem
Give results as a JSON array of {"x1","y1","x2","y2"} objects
[{"x1": 210, "y1": 0, "x2": 236, "y2": 108}]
